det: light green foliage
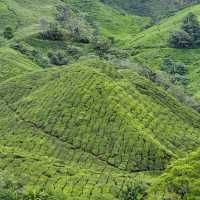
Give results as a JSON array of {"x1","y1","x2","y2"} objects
[
  {"x1": 0, "y1": 47, "x2": 40, "y2": 82},
  {"x1": 147, "y1": 148, "x2": 200, "y2": 200}
]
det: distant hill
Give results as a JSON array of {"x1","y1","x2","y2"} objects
[{"x1": 101, "y1": 0, "x2": 200, "y2": 19}]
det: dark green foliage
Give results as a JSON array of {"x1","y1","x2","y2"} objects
[
  {"x1": 170, "y1": 12, "x2": 200, "y2": 48},
  {"x1": 182, "y1": 12, "x2": 200, "y2": 44},
  {"x1": 170, "y1": 30, "x2": 193, "y2": 48},
  {"x1": 0, "y1": 190, "x2": 16, "y2": 200},
  {"x1": 92, "y1": 37, "x2": 112, "y2": 56},
  {"x1": 12, "y1": 43, "x2": 48, "y2": 68},
  {"x1": 40, "y1": 23, "x2": 64, "y2": 41},
  {"x1": 48, "y1": 51, "x2": 68, "y2": 66},
  {"x1": 160, "y1": 58, "x2": 187, "y2": 85},
  {"x1": 0, "y1": 189, "x2": 66, "y2": 200},
  {"x1": 121, "y1": 182, "x2": 148, "y2": 200},
  {"x1": 3, "y1": 27, "x2": 14, "y2": 40}
]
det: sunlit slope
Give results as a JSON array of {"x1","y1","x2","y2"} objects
[
  {"x1": 0, "y1": 102, "x2": 141, "y2": 200},
  {"x1": 147, "y1": 147, "x2": 200, "y2": 200},
  {"x1": 128, "y1": 4, "x2": 200, "y2": 99},
  {"x1": 1, "y1": 59, "x2": 200, "y2": 168},
  {"x1": 0, "y1": 47, "x2": 40, "y2": 83},
  {"x1": 128, "y1": 4, "x2": 200, "y2": 48}
]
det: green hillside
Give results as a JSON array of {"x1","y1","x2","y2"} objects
[
  {"x1": 1, "y1": 58, "x2": 200, "y2": 198},
  {"x1": 0, "y1": 47, "x2": 41, "y2": 82},
  {"x1": 0, "y1": 0, "x2": 150, "y2": 48},
  {"x1": 64, "y1": 0, "x2": 150, "y2": 44},
  {"x1": 1, "y1": 0, "x2": 200, "y2": 199},
  {"x1": 101, "y1": 0, "x2": 200, "y2": 19},
  {"x1": 128, "y1": 4, "x2": 200, "y2": 48},
  {"x1": 127, "y1": 4, "x2": 200, "y2": 99}
]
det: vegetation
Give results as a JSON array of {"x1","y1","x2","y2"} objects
[
  {"x1": 170, "y1": 12, "x2": 200, "y2": 48},
  {"x1": 3, "y1": 27, "x2": 14, "y2": 40},
  {"x1": 1, "y1": 0, "x2": 200, "y2": 199},
  {"x1": 147, "y1": 148, "x2": 200, "y2": 199}
]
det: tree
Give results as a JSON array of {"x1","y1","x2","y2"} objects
[
  {"x1": 182, "y1": 12, "x2": 200, "y2": 46},
  {"x1": 170, "y1": 12, "x2": 200, "y2": 48},
  {"x1": 169, "y1": 30, "x2": 193, "y2": 48},
  {"x1": 56, "y1": 5, "x2": 70, "y2": 23},
  {"x1": 48, "y1": 51, "x2": 68, "y2": 66},
  {"x1": 3, "y1": 27, "x2": 14, "y2": 40},
  {"x1": 40, "y1": 23, "x2": 64, "y2": 41},
  {"x1": 160, "y1": 58, "x2": 188, "y2": 85}
]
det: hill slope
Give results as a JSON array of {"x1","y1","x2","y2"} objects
[
  {"x1": 128, "y1": 4, "x2": 200, "y2": 99},
  {"x1": 0, "y1": 47, "x2": 41, "y2": 83},
  {"x1": 1, "y1": 0, "x2": 200, "y2": 199},
  {"x1": 1, "y1": 58, "x2": 200, "y2": 198}
]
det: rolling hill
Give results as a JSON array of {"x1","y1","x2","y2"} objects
[
  {"x1": 1, "y1": 57, "x2": 200, "y2": 198},
  {"x1": 1, "y1": 0, "x2": 200, "y2": 199},
  {"x1": 127, "y1": 4, "x2": 200, "y2": 99}
]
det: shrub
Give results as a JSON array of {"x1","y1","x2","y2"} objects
[
  {"x1": 169, "y1": 30, "x2": 193, "y2": 48},
  {"x1": 0, "y1": 188, "x2": 17, "y2": 200},
  {"x1": 160, "y1": 58, "x2": 187, "y2": 85},
  {"x1": 92, "y1": 36, "x2": 112, "y2": 56},
  {"x1": 121, "y1": 182, "x2": 148, "y2": 200},
  {"x1": 3, "y1": 27, "x2": 14, "y2": 40},
  {"x1": 40, "y1": 23, "x2": 64, "y2": 41},
  {"x1": 48, "y1": 51, "x2": 68, "y2": 66}
]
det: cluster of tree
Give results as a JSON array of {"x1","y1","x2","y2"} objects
[
  {"x1": 39, "y1": 22, "x2": 65, "y2": 41},
  {"x1": 116, "y1": 58, "x2": 200, "y2": 112},
  {"x1": 170, "y1": 12, "x2": 200, "y2": 48},
  {"x1": 160, "y1": 57, "x2": 187, "y2": 85},
  {"x1": 38, "y1": 5, "x2": 113, "y2": 58}
]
